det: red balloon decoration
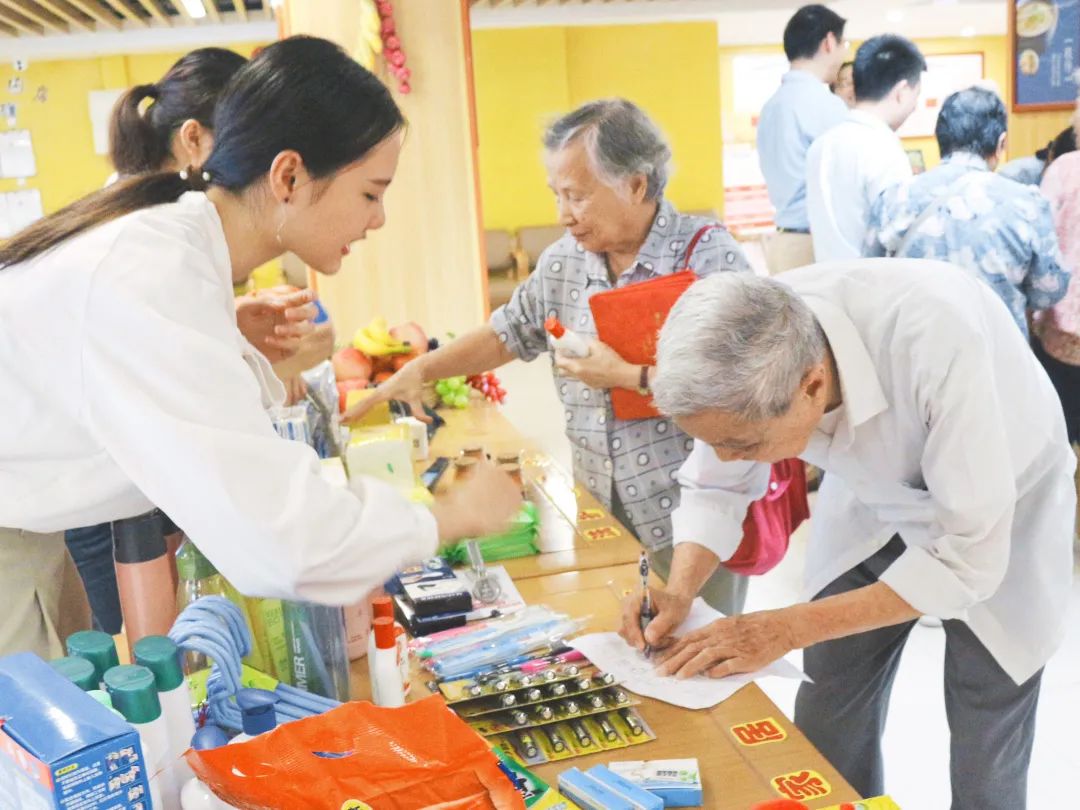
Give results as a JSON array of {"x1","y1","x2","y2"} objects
[{"x1": 376, "y1": 1, "x2": 411, "y2": 95}]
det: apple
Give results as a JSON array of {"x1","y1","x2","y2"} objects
[
  {"x1": 389, "y1": 322, "x2": 429, "y2": 355},
  {"x1": 391, "y1": 351, "x2": 418, "y2": 372},
  {"x1": 373, "y1": 371, "x2": 395, "y2": 384},
  {"x1": 332, "y1": 347, "x2": 373, "y2": 381}
]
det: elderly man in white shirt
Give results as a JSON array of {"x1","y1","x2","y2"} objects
[
  {"x1": 619, "y1": 259, "x2": 1074, "y2": 807},
  {"x1": 806, "y1": 35, "x2": 924, "y2": 261}
]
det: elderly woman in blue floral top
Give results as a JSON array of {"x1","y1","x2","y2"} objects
[{"x1": 350, "y1": 99, "x2": 753, "y2": 614}]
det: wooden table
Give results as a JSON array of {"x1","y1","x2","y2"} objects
[
  {"x1": 424, "y1": 406, "x2": 642, "y2": 580},
  {"x1": 351, "y1": 561, "x2": 861, "y2": 809}
]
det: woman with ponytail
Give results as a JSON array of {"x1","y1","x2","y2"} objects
[
  {"x1": 64, "y1": 47, "x2": 327, "y2": 638},
  {"x1": 0, "y1": 36, "x2": 522, "y2": 658}
]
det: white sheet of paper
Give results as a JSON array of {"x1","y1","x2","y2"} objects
[{"x1": 570, "y1": 598, "x2": 808, "y2": 710}]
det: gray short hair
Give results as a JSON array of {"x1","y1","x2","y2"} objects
[
  {"x1": 543, "y1": 99, "x2": 671, "y2": 200},
  {"x1": 653, "y1": 274, "x2": 827, "y2": 420}
]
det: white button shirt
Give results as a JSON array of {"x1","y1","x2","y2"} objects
[
  {"x1": 672, "y1": 259, "x2": 1075, "y2": 685},
  {"x1": 806, "y1": 110, "x2": 912, "y2": 262},
  {"x1": 0, "y1": 192, "x2": 437, "y2": 604}
]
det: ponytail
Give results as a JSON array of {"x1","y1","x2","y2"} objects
[
  {"x1": 108, "y1": 84, "x2": 170, "y2": 176},
  {"x1": 0, "y1": 172, "x2": 189, "y2": 269}
]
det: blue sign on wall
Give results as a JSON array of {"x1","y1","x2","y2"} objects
[{"x1": 1013, "y1": 0, "x2": 1080, "y2": 110}]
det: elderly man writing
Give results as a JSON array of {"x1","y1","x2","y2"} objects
[
  {"x1": 350, "y1": 98, "x2": 753, "y2": 615},
  {"x1": 620, "y1": 260, "x2": 1074, "y2": 807}
]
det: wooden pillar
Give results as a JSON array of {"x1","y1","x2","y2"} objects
[{"x1": 282, "y1": 0, "x2": 487, "y2": 343}]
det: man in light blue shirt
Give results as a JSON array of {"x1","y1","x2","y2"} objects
[{"x1": 757, "y1": 4, "x2": 850, "y2": 273}]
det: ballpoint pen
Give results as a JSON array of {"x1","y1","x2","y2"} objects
[{"x1": 639, "y1": 551, "x2": 655, "y2": 658}]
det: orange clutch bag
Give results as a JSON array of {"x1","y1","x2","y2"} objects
[{"x1": 588, "y1": 224, "x2": 722, "y2": 420}]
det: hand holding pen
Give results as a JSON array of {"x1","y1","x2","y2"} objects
[
  {"x1": 619, "y1": 572, "x2": 695, "y2": 661},
  {"x1": 638, "y1": 552, "x2": 655, "y2": 658}
]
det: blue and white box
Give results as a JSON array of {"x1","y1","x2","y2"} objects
[
  {"x1": 608, "y1": 759, "x2": 703, "y2": 807},
  {"x1": 0, "y1": 653, "x2": 152, "y2": 809}
]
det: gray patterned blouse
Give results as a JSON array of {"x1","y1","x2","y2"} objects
[{"x1": 490, "y1": 199, "x2": 751, "y2": 550}]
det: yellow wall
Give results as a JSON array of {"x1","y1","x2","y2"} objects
[
  {"x1": 718, "y1": 35, "x2": 1072, "y2": 169},
  {"x1": 0, "y1": 43, "x2": 265, "y2": 214},
  {"x1": 473, "y1": 21, "x2": 723, "y2": 232}
]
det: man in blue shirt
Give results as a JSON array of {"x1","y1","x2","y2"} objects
[{"x1": 757, "y1": 4, "x2": 850, "y2": 274}]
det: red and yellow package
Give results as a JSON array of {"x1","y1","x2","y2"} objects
[{"x1": 186, "y1": 696, "x2": 525, "y2": 809}]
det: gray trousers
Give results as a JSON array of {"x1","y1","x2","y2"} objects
[
  {"x1": 610, "y1": 494, "x2": 749, "y2": 616},
  {"x1": 794, "y1": 535, "x2": 1043, "y2": 809}
]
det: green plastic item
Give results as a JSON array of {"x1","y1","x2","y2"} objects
[
  {"x1": 65, "y1": 630, "x2": 119, "y2": 686},
  {"x1": 440, "y1": 501, "x2": 540, "y2": 565},
  {"x1": 176, "y1": 538, "x2": 218, "y2": 582},
  {"x1": 49, "y1": 656, "x2": 97, "y2": 691},
  {"x1": 103, "y1": 665, "x2": 162, "y2": 725},
  {"x1": 133, "y1": 636, "x2": 185, "y2": 692},
  {"x1": 88, "y1": 689, "x2": 113, "y2": 708}
]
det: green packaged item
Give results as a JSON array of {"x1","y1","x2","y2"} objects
[{"x1": 441, "y1": 502, "x2": 540, "y2": 565}]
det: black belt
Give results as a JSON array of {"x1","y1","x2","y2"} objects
[{"x1": 776, "y1": 227, "x2": 810, "y2": 234}]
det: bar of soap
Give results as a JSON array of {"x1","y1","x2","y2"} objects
[
  {"x1": 607, "y1": 759, "x2": 703, "y2": 807},
  {"x1": 558, "y1": 768, "x2": 635, "y2": 810},
  {"x1": 344, "y1": 388, "x2": 393, "y2": 427},
  {"x1": 586, "y1": 765, "x2": 664, "y2": 810}
]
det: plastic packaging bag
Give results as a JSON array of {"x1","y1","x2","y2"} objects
[{"x1": 186, "y1": 696, "x2": 526, "y2": 809}]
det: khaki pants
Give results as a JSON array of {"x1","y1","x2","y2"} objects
[
  {"x1": 763, "y1": 231, "x2": 815, "y2": 275},
  {"x1": 0, "y1": 526, "x2": 90, "y2": 659}
]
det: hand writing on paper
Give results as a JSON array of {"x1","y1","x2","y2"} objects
[
  {"x1": 618, "y1": 587, "x2": 693, "y2": 653},
  {"x1": 653, "y1": 609, "x2": 797, "y2": 679},
  {"x1": 553, "y1": 340, "x2": 639, "y2": 391}
]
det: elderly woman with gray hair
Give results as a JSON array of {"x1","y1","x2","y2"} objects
[
  {"x1": 349, "y1": 98, "x2": 753, "y2": 615},
  {"x1": 619, "y1": 258, "x2": 1074, "y2": 808}
]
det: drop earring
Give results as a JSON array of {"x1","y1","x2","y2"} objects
[{"x1": 275, "y1": 204, "x2": 287, "y2": 248}]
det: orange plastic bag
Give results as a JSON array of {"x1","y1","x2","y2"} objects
[{"x1": 186, "y1": 696, "x2": 526, "y2": 810}]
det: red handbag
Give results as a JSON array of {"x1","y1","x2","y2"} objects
[
  {"x1": 588, "y1": 225, "x2": 723, "y2": 421},
  {"x1": 725, "y1": 458, "x2": 810, "y2": 576}
]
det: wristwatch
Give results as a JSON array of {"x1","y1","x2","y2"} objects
[{"x1": 637, "y1": 365, "x2": 651, "y2": 396}]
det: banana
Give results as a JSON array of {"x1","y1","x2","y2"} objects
[{"x1": 353, "y1": 318, "x2": 412, "y2": 356}]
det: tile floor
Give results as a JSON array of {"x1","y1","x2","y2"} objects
[{"x1": 498, "y1": 357, "x2": 1080, "y2": 807}]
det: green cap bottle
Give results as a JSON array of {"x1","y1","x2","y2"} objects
[
  {"x1": 66, "y1": 630, "x2": 119, "y2": 685},
  {"x1": 133, "y1": 636, "x2": 184, "y2": 692},
  {"x1": 88, "y1": 689, "x2": 113, "y2": 708},
  {"x1": 49, "y1": 656, "x2": 98, "y2": 691},
  {"x1": 103, "y1": 665, "x2": 162, "y2": 724},
  {"x1": 175, "y1": 539, "x2": 217, "y2": 581}
]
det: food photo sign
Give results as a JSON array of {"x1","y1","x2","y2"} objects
[{"x1": 1012, "y1": 0, "x2": 1080, "y2": 110}]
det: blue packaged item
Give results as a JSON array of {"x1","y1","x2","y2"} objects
[
  {"x1": 0, "y1": 652, "x2": 153, "y2": 809},
  {"x1": 586, "y1": 765, "x2": 664, "y2": 810},
  {"x1": 608, "y1": 759, "x2": 703, "y2": 807},
  {"x1": 557, "y1": 767, "x2": 634, "y2": 810}
]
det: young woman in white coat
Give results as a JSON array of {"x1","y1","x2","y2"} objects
[{"x1": 0, "y1": 36, "x2": 521, "y2": 658}]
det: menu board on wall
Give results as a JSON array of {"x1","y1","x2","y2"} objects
[{"x1": 1012, "y1": 0, "x2": 1080, "y2": 111}]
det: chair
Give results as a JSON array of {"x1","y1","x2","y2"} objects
[
  {"x1": 486, "y1": 229, "x2": 526, "y2": 309},
  {"x1": 516, "y1": 224, "x2": 566, "y2": 273}
]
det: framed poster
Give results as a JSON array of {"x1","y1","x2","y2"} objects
[
  {"x1": 896, "y1": 53, "x2": 985, "y2": 139},
  {"x1": 1011, "y1": 0, "x2": 1080, "y2": 111}
]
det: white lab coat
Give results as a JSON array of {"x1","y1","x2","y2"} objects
[
  {"x1": 806, "y1": 110, "x2": 912, "y2": 262},
  {"x1": 0, "y1": 192, "x2": 436, "y2": 604},
  {"x1": 671, "y1": 259, "x2": 1075, "y2": 684}
]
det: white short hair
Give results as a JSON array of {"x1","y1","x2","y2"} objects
[
  {"x1": 543, "y1": 99, "x2": 671, "y2": 200},
  {"x1": 653, "y1": 274, "x2": 827, "y2": 420}
]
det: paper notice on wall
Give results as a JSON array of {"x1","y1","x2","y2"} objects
[
  {"x1": 0, "y1": 189, "x2": 43, "y2": 238},
  {"x1": 0, "y1": 129, "x2": 35, "y2": 178},
  {"x1": 88, "y1": 89, "x2": 124, "y2": 156}
]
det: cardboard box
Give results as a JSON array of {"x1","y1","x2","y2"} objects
[{"x1": 0, "y1": 653, "x2": 152, "y2": 809}]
